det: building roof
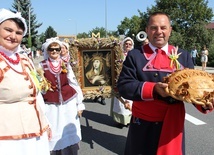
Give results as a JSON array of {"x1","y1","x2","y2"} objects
[{"x1": 206, "y1": 22, "x2": 214, "y2": 29}]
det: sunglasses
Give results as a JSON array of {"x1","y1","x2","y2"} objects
[
  {"x1": 48, "y1": 47, "x2": 61, "y2": 52},
  {"x1": 125, "y1": 43, "x2": 132, "y2": 46}
]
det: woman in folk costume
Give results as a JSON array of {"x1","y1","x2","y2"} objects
[
  {"x1": 39, "y1": 38, "x2": 85, "y2": 155},
  {"x1": 0, "y1": 8, "x2": 51, "y2": 155},
  {"x1": 60, "y1": 41, "x2": 71, "y2": 63},
  {"x1": 110, "y1": 37, "x2": 134, "y2": 127}
]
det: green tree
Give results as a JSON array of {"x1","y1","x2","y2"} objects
[
  {"x1": 44, "y1": 26, "x2": 57, "y2": 41},
  {"x1": 88, "y1": 27, "x2": 107, "y2": 38},
  {"x1": 11, "y1": 0, "x2": 42, "y2": 51},
  {"x1": 77, "y1": 32, "x2": 89, "y2": 39},
  {"x1": 117, "y1": 14, "x2": 146, "y2": 46},
  {"x1": 77, "y1": 29, "x2": 118, "y2": 39},
  {"x1": 34, "y1": 33, "x2": 45, "y2": 49},
  {"x1": 117, "y1": 0, "x2": 214, "y2": 66},
  {"x1": 107, "y1": 30, "x2": 119, "y2": 38},
  {"x1": 117, "y1": 15, "x2": 142, "y2": 37},
  {"x1": 147, "y1": 0, "x2": 213, "y2": 50}
]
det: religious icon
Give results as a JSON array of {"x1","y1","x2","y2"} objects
[{"x1": 83, "y1": 51, "x2": 112, "y2": 87}]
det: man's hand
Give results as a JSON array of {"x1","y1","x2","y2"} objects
[
  {"x1": 202, "y1": 100, "x2": 214, "y2": 111},
  {"x1": 154, "y1": 82, "x2": 169, "y2": 97},
  {"x1": 47, "y1": 127, "x2": 52, "y2": 140}
]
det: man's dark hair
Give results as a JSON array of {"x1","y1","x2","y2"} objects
[{"x1": 146, "y1": 11, "x2": 171, "y2": 27}]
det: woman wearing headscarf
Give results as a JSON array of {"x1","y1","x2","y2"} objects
[
  {"x1": 61, "y1": 41, "x2": 84, "y2": 117},
  {"x1": 39, "y1": 38, "x2": 85, "y2": 155},
  {"x1": 60, "y1": 41, "x2": 71, "y2": 63},
  {"x1": 0, "y1": 8, "x2": 51, "y2": 155},
  {"x1": 111, "y1": 37, "x2": 134, "y2": 127}
]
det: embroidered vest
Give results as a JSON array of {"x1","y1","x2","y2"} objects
[{"x1": 40, "y1": 60, "x2": 77, "y2": 104}]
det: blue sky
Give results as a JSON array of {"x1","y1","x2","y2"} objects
[{"x1": 2, "y1": 0, "x2": 214, "y2": 36}]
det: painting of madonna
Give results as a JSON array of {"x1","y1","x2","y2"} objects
[{"x1": 84, "y1": 52, "x2": 111, "y2": 87}]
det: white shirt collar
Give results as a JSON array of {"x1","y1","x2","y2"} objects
[
  {"x1": 49, "y1": 57, "x2": 60, "y2": 62},
  {"x1": 148, "y1": 43, "x2": 169, "y2": 54},
  {"x1": 0, "y1": 45, "x2": 20, "y2": 55}
]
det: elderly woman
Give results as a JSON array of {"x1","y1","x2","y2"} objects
[
  {"x1": 111, "y1": 37, "x2": 134, "y2": 127},
  {"x1": 39, "y1": 38, "x2": 85, "y2": 155},
  {"x1": 60, "y1": 41, "x2": 71, "y2": 63},
  {"x1": 60, "y1": 41, "x2": 85, "y2": 117},
  {"x1": 0, "y1": 8, "x2": 51, "y2": 155}
]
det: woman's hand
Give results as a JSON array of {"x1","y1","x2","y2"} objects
[
  {"x1": 78, "y1": 110, "x2": 83, "y2": 117},
  {"x1": 92, "y1": 75, "x2": 104, "y2": 84},
  {"x1": 47, "y1": 127, "x2": 52, "y2": 140},
  {"x1": 124, "y1": 100, "x2": 132, "y2": 111}
]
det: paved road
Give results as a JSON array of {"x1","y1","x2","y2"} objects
[
  {"x1": 194, "y1": 65, "x2": 214, "y2": 73},
  {"x1": 184, "y1": 103, "x2": 214, "y2": 155},
  {"x1": 79, "y1": 98, "x2": 214, "y2": 155},
  {"x1": 79, "y1": 99, "x2": 128, "y2": 155}
]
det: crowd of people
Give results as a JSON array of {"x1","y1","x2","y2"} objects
[
  {"x1": 190, "y1": 45, "x2": 209, "y2": 70},
  {"x1": 0, "y1": 7, "x2": 214, "y2": 155}
]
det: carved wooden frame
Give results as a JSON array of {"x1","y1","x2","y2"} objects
[{"x1": 69, "y1": 37, "x2": 123, "y2": 99}]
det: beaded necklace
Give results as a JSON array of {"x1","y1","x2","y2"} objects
[
  {"x1": 0, "y1": 52, "x2": 20, "y2": 65},
  {"x1": 61, "y1": 55, "x2": 70, "y2": 63},
  {"x1": 48, "y1": 58, "x2": 62, "y2": 73}
]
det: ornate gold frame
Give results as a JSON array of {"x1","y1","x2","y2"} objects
[{"x1": 69, "y1": 37, "x2": 123, "y2": 100}]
